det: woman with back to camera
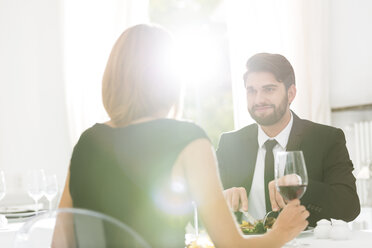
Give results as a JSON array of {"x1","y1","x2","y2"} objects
[{"x1": 58, "y1": 24, "x2": 309, "y2": 247}]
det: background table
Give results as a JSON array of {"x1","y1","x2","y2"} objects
[
  {"x1": 0, "y1": 222, "x2": 24, "y2": 247},
  {"x1": 296, "y1": 230, "x2": 372, "y2": 248}
]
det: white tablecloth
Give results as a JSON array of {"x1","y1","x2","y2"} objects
[
  {"x1": 0, "y1": 223, "x2": 24, "y2": 247},
  {"x1": 1, "y1": 222, "x2": 372, "y2": 247},
  {"x1": 296, "y1": 230, "x2": 372, "y2": 248}
]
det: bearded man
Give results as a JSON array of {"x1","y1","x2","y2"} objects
[{"x1": 216, "y1": 53, "x2": 360, "y2": 226}]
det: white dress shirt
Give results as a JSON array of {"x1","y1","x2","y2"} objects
[{"x1": 247, "y1": 113, "x2": 293, "y2": 219}]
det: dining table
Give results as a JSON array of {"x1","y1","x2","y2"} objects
[
  {"x1": 0, "y1": 222, "x2": 24, "y2": 247},
  {"x1": 1, "y1": 221, "x2": 372, "y2": 247},
  {"x1": 294, "y1": 229, "x2": 372, "y2": 248}
]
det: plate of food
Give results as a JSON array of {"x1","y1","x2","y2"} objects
[
  {"x1": 240, "y1": 217, "x2": 313, "y2": 236},
  {"x1": 240, "y1": 216, "x2": 276, "y2": 235}
]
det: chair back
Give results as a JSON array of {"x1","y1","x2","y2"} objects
[{"x1": 14, "y1": 208, "x2": 150, "y2": 248}]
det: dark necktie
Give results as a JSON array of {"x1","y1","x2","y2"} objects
[{"x1": 264, "y1": 139, "x2": 277, "y2": 213}]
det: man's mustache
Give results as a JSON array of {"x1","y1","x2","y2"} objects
[{"x1": 252, "y1": 104, "x2": 275, "y2": 111}]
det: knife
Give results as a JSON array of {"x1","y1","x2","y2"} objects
[{"x1": 239, "y1": 209, "x2": 257, "y2": 224}]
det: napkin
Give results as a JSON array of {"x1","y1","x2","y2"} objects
[
  {"x1": 330, "y1": 219, "x2": 351, "y2": 240},
  {"x1": 314, "y1": 219, "x2": 351, "y2": 240},
  {"x1": 314, "y1": 219, "x2": 331, "y2": 239}
]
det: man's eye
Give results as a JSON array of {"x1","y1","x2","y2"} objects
[
  {"x1": 264, "y1": 88, "x2": 275, "y2": 93},
  {"x1": 247, "y1": 89, "x2": 255, "y2": 94}
]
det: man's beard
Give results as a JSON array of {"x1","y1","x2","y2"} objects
[{"x1": 248, "y1": 96, "x2": 288, "y2": 126}]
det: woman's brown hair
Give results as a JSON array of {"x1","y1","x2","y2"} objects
[{"x1": 102, "y1": 24, "x2": 180, "y2": 127}]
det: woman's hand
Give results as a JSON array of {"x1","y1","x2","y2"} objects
[{"x1": 271, "y1": 199, "x2": 309, "y2": 243}]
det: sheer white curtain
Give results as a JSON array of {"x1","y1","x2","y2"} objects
[
  {"x1": 63, "y1": 0, "x2": 149, "y2": 145},
  {"x1": 225, "y1": 0, "x2": 331, "y2": 129}
]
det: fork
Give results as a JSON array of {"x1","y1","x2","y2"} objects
[
  {"x1": 263, "y1": 210, "x2": 279, "y2": 227},
  {"x1": 263, "y1": 211, "x2": 273, "y2": 226}
]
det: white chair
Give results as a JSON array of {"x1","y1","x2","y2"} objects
[{"x1": 14, "y1": 208, "x2": 150, "y2": 248}]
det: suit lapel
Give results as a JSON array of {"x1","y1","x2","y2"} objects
[
  {"x1": 287, "y1": 112, "x2": 305, "y2": 151},
  {"x1": 241, "y1": 124, "x2": 259, "y2": 193}
]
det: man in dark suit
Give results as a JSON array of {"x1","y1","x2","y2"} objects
[{"x1": 217, "y1": 53, "x2": 360, "y2": 226}]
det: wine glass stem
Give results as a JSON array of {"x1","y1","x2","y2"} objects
[{"x1": 49, "y1": 200, "x2": 52, "y2": 210}]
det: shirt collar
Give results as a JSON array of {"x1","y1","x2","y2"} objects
[{"x1": 257, "y1": 112, "x2": 294, "y2": 149}]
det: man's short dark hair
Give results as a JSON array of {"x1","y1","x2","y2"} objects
[{"x1": 243, "y1": 53, "x2": 295, "y2": 89}]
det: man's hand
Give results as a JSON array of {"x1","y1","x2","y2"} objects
[
  {"x1": 268, "y1": 180, "x2": 286, "y2": 211},
  {"x1": 272, "y1": 199, "x2": 309, "y2": 243},
  {"x1": 269, "y1": 174, "x2": 302, "y2": 211},
  {"x1": 223, "y1": 187, "x2": 248, "y2": 212}
]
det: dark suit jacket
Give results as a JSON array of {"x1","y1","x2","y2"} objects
[{"x1": 216, "y1": 112, "x2": 360, "y2": 226}]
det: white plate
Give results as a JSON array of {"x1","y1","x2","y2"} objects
[
  {"x1": 0, "y1": 204, "x2": 43, "y2": 214},
  {"x1": 244, "y1": 234, "x2": 264, "y2": 237},
  {"x1": 5, "y1": 211, "x2": 36, "y2": 218},
  {"x1": 244, "y1": 227, "x2": 313, "y2": 237},
  {"x1": 299, "y1": 227, "x2": 314, "y2": 235},
  {"x1": 4, "y1": 210, "x2": 46, "y2": 219}
]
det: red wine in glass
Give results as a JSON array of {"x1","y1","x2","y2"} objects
[{"x1": 278, "y1": 184, "x2": 307, "y2": 201}]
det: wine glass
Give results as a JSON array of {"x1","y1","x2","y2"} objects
[
  {"x1": 44, "y1": 174, "x2": 58, "y2": 210},
  {"x1": 26, "y1": 169, "x2": 46, "y2": 214},
  {"x1": 275, "y1": 151, "x2": 308, "y2": 247},
  {"x1": 0, "y1": 171, "x2": 5, "y2": 202}
]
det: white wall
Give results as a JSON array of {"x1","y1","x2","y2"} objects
[
  {"x1": 329, "y1": 0, "x2": 372, "y2": 108},
  {"x1": 329, "y1": 0, "x2": 372, "y2": 167},
  {"x1": 0, "y1": 0, "x2": 71, "y2": 206},
  {"x1": 329, "y1": 1, "x2": 372, "y2": 213}
]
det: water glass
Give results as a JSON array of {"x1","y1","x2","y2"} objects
[
  {"x1": 44, "y1": 174, "x2": 58, "y2": 210},
  {"x1": 26, "y1": 169, "x2": 46, "y2": 213}
]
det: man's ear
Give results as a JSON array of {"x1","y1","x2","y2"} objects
[{"x1": 287, "y1": 84, "x2": 296, "y2": 105}]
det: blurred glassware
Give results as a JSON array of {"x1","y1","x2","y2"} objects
[
  {"x1": 0, "y1": 170, "x2": 6, "y2": 202},
  {"x1": 356, "y1": 160, "x2": 372, "y2": 207},
  {"x1": 44, "y1": 174, "x2": 58, "y2": 210},
  {"x1": 26, "y1": 169, "x2": 46, "y2": 214},
  {"x1": 0, "y1": 170, "x2": 6, "y2": 227}
]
